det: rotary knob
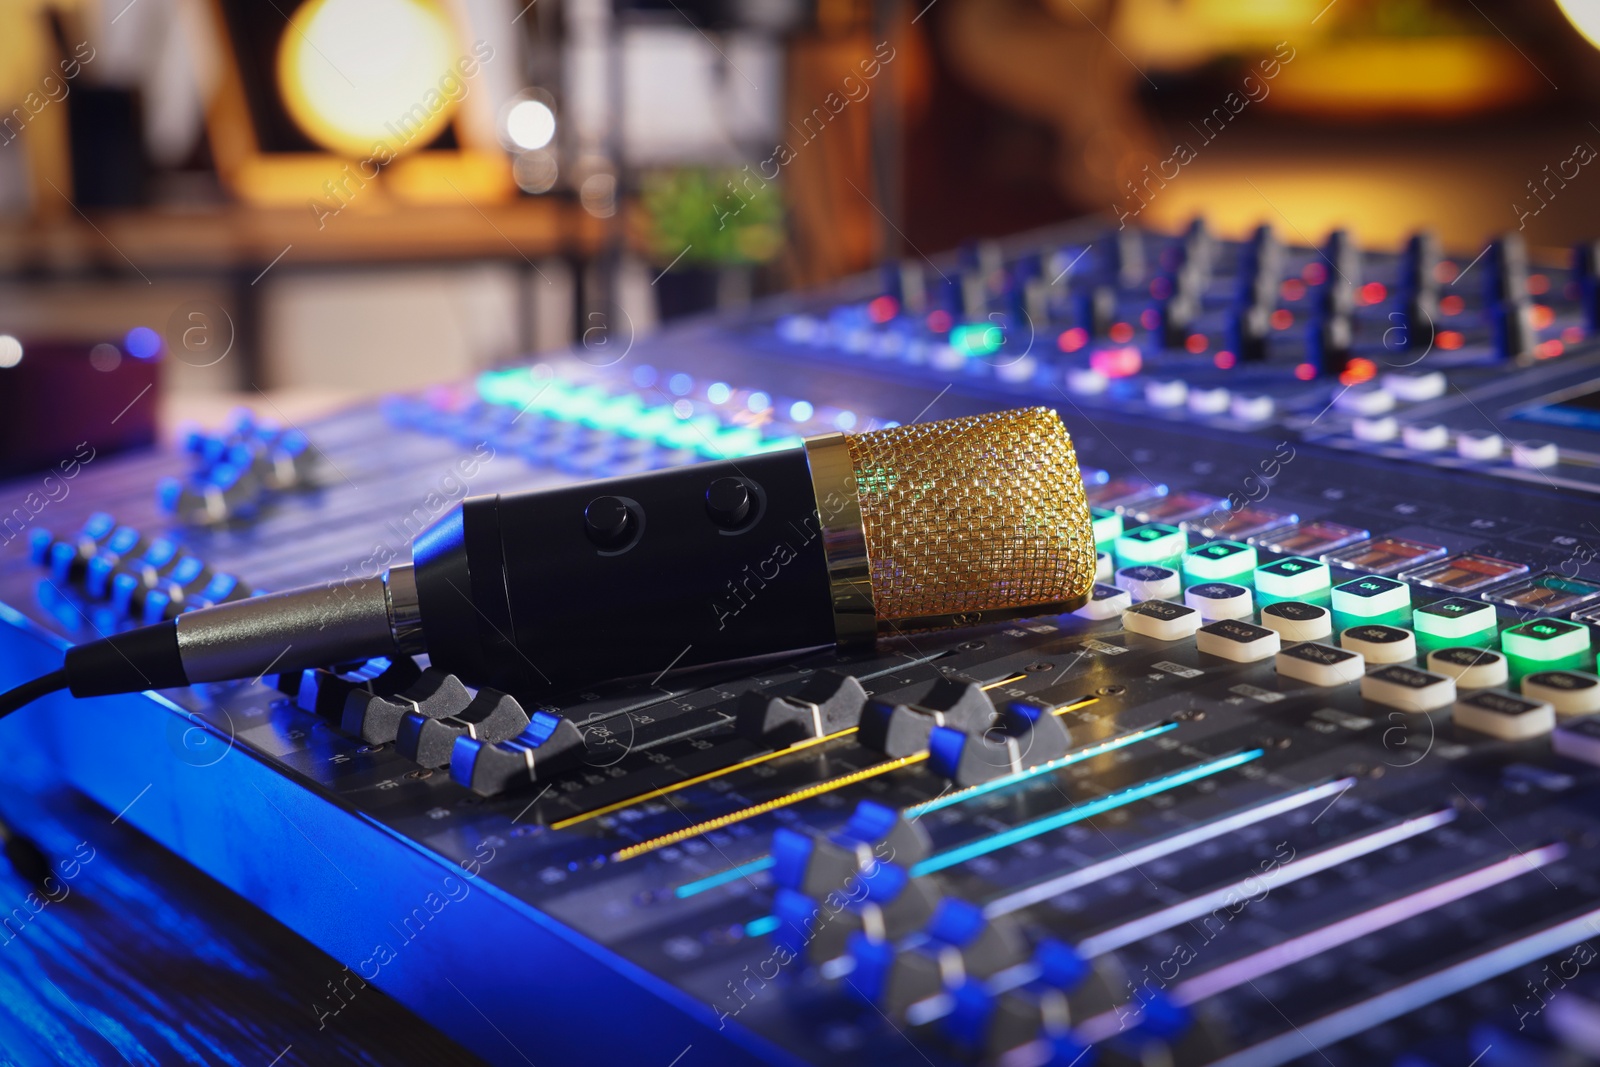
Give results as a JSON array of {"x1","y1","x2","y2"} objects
[
  {"x1": 705, "y1": 477, "x2": 754, "y2": 528},
  {"x1": 584, "y1": 496, "x2": 637, "y2": 549}
]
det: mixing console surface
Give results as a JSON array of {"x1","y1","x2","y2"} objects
[{"x1": 9, "y1": 217, "x2": 1600, "y2": 1065}]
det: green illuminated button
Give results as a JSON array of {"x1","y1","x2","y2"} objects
[
  {"x1": 1182, "y1": 540, "x2": 1258, "y2": 585},
  {"x1": 1092, "y1": 507, "x2": 1123, "y2": 549},
  {"x1": 1331, "y1": 575, "x2": 1411, "y2": 630},
  {"x1": 1254, "y1": 556, "x2": 1331, "y2": 605},
  {"x1": 1412, "y1": 597, "x2": 1497, "y2": 645},
  {"x1": 1115, "y1": 523, "x2": 1186, "y2": 568},
  {"x1": 1097, "y1": 551, "x2": 1112, "y2": 583},
  {"x1": 1502, "y1": 619, "x2": 1591, "y2": 662}
]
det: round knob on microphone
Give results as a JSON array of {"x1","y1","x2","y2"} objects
[
  {"x1": 705, "y1": 477, "x2": 753, "y2": 528},
  {"x1": 584, "y1": 496, "x2": 636, "y2": 548}
]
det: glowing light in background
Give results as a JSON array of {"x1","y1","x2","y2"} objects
[
  {"x1": 504, "y1": 99, "x2": 557, "y2": 151},
  {"x1": 1556, "y1": 0, "x2": 1600, "y2": 51},
  {"x1": 277, "y1": 0, "x2": 461, "y2": 158},
  {"x1": 124, "y1": 327, "x2": 163, "y2": 360},
  {"x1": 0, "y1": 335, "x2": 21, "y2": 369}
]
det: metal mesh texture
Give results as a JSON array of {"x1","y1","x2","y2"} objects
[{"x1": 844, "y1": 407, "x2": 1095, "y2": 624}]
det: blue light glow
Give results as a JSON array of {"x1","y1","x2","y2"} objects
[
  {"x1": 834, "y1": 411, "x2": 857, "y2": 430},
  {"x1": 910, "y1": 749, "x2": 1265, "y2": 876},
  {"x1": 675, "y1": 857, "x2": 777, "y2": 899},
  {"x1": 747, "y1": 392, "x2": 771, "y2": 413},
  {"x1": 707, "y1": 382, "x2": 732, "y2": 404},
  {"x1": 124, "y1": 326, "x2": 162, "y2": 360},
  {"x1": 744, "y1": 915, "x2": 780, "y2": 938},
  {"x1": 632, "y1": 364, "x2": 657, "y2": 388},
  {"x1": 789, "y1": 400, "x2": 814, "y2": 422},
  {"x1": 668, "y1": 373, "x2": 693, "y2": 396}
]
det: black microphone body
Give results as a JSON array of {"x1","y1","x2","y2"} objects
[{"x1": 415, "y1": 448, "x2": 835, "y2": 694}]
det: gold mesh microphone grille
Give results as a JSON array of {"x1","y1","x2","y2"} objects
[{"x1": 803, "y1": 406, "x2": 1096, "y2": 642}]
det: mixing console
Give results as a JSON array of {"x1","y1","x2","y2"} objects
[{"x1": 9, "y1": 216, "x2": 1600, "y2": 1066}]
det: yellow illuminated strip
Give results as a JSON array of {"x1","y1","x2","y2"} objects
[
  {"x1": 611, "y1": 753, "x2": 930, "y2": 862},
  {"x1": 548, "y1": 726, "x2": 856, "y2": 831},
  {"x1": 609, "y1": 694, "x2": 1101, "y2": 862},
  {"x1": 552, "y1": 673, "x2": 1035, "y2": 831}
]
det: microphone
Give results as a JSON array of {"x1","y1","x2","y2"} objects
[{"x1": 8, "y1": 407, "x2": 1095, "y2": 711}]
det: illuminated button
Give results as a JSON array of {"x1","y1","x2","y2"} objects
[
  {"x1": 1336, "y1": 385, "x2": 1396, "y2": 416},
  {"x1": 1145, "y1": 379, "x2": 1188, "y2": 409},
  {"x1": 1453, "y1": 691, "x2": 1555, "y2": 740},
  {"x1": 1331, "y1": 575, "x2": 1411, "y2": 630},
  {"x1": 1260, "y1": 601, "x2": 1333, "y2": 642},
  {"x1": 1198, "y1": 505, "x2": 1295, "y2": 541},
  {"x1": 1254, "y1": 556, "x2": 1331, "y2": 605},
  {"x1": 1523, "y1": 670, "x2": 1600, "y2": 716},
  {"x1": 1383, "y1": 370, "x2": 1446, "y2": 402},
  {"x1": 1401, "y1": 423, "x2": 1450, "y2": 452},
  {"x1": 1484, "y1": 573, "x2": 1600, "y2": 616},
  {"x1": 1187, "y1": 387, "x2": 1230, "y2": 416},
  {"x1": 1091, "y1": 507, "x2": 1123, "y2": 549},
  {"x1": 1074, "y1": 583, "x2": 1132, "y2": 620},
  {"x1": 1196, "y1": 619, "x2": 1280, "y2": 662},
  {"x1": 1403, "y1": 554, "x2": 1528, "y2": 595},
  {"x1": 1115, "y1": 523, "x2": 1186, "y2": 568},
  {"x1": 1339, "y1": 624, "x2": 1416, "y2": 664},
  {"x1": 1427, "y1": 647, "x2": 1509, "y2": 690},
  {"x1": 1182, "y1": 541, "x2": 1257, "y2": 585},
  {"x1": 1116, "y1": 565, "x2": 1181, "y2": 602},
  {"x1": 1352, "y1": 415, "x2": 1398, "y2": 442},
  {"x1": 1456, "y1": 430, "x2": 1504, "y2": 461},
  {"x1": 1326, "y1": 536, "x2": 1447, "y2": 577},
  {"x1": 1553, "y1": 714, "x2": 1600, "y2": 765},
  {"x1": 1512, "y1": 440, "x2": 1559, "y2": 470},
  {"x1": 1230, "y1": 394, "x2": 1274, "y2": 422},
  {"x1": 1502, "y1": 618, "x2": 1591, "y2": 672},
  {"x1": 1096, "y1": 551, "x2": 1112, "y2": 583},
  {"x1": 1123, "y1": 600, "x2": 1202, "y2": 641},
  {"x1": 1276, "y1": 642, "x2": 1365, "y2": 687},
  {"x1": 1185, "y1": 582, "x2": 1253, "y2": 621},
  {"x1": 1412, "y1": 597, "x2": 1498, "y2": 648},
  {"x1": 1257, "y1": 521, "x2": 1369, "y2": 558},
  {"x1": 1361, "y1": 665, "x2": 1455, "y2": 713}
]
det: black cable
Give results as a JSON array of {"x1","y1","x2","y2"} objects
[{"x1": 0, "y1": 669, "x2": 68, "y2": 721}]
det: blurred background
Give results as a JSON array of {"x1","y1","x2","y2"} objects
[{"x1": 5, "y1": 0, "x2": 1600, "y2": 452}]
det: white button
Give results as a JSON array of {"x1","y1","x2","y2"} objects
[
  {"x1": 1231, "y1": 394, "x2": 1275, "y2": 422},
  {"x1": 1426, "y1": 647, "x2": 1508, "y2": 690},
  {"x1": 1066, "y1": 368, "x2": 1108, "y2": 396},
  {"x1": 1096, "y1": 551, "x2": 1113, "y2": 583},
  {"x1": 995, "y1": 356, "x2": 1038, "y2": 384},
  {"x1": 1456, "y1": 430, "x2": 1504, "y2": 461},
  {"x1": 1123, "y1": 600, "x2": 1202, "y2": 641},
  {"x1": 1335, "y1": 386, "x2": 1395, "y2": 416},
  {"x1": 1454, "y1": 690, "x2": 1555, "y2": 740},
  {"x1": 1511, "y1": 440, "x2": 1559, "y2": 470},
  {"x1": 1146, "y1": 379, "x2": 1188, "y2": 409},
  {"x1": 1196, "y1": 619, "x2": 1281, "y2": 662},
  {"x1": 1361, "y1": 665, "x2": 1455, "y2": 712},
  {"x1": 1353, "y1": 416, "x2": 1398, "y2": 442},
  {"x1": 1185, "y1": 581, "x2": 1254, "y2": 620},
  {"x1": 1402, "y1": 423, "x2": 1450, "y2": 452},
  {"x1": 1116, "y1": 565, "x2": 1182, "y2": 602},
  {"x1": 1277, "y1": 642, "x2": 1366, "y2": 687},
  {"x1": 1340, "y1": 624, "x2": 1416, "y2": 663},
  {"x1": 1522, "y1": 670, "x2": 1600, "y2": 716},
  {"x1": 1187, "y1": 387, "x2": 1231, "y2": 416},
  {"x1": 1260, "y1": 601, "x2": 1333, "y2": 642},
  {"x1": 1382, "y1": 371, "x2": 1447, "y2": 402},
  {"x1": 1073, "y1": 583, "x2": 1132, "y2": 620}
]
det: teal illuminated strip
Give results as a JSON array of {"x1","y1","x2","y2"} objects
[
  {"x1": 909, "y1": 749, "x2": 1266, "y2": 876},
  {"x1": 475, "y1": 368, "x2": 795, "y2": 458},
  {"x1": 744, "y1": 915, "x2": 780, "y2": 937},
  {"x1": 903, "y1": 722, "x2": 1179, "y2": 819},
  {"x1": 674, "y1": 856, "x2": 777, "y2": 900}
]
